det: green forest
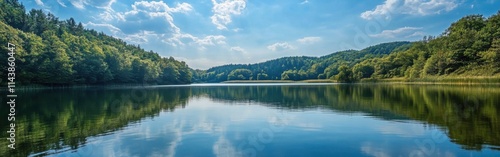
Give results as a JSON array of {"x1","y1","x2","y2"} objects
[
  {"x1": 197, "y1": 12, "x2": 500, "y2": 83},
  {"x1": 1, "y1": 0, "x2": 500, "y2": 85},
  {"x1": 0, "y1": 0, "x2": 192, "y2": 85},
  {"x1": 196, "y1": 42, "x2": 412, "y2": 82}
]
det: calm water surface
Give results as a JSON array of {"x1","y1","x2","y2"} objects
[{"x1": 1, "y1": 83, "x2": 500, "y2": 157}]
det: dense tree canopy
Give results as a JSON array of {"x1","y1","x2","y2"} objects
[
  {"x1": 194, "y1": 11, "x2": 500, "y2": 83},
  {"x1": 0, "y1": 0, "x2": 192, "y2": 85},
  {"x1": 194, "y1": 42, "x2": 411, "y2": 82},
  {"x1": 2, "y1": 0, "x2": 498, "y2": 84}
]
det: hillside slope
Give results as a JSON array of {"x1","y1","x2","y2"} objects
[
  {"x1": 196, "y1": 41, "x2": 411, "y2": 82},
  {"x1": 0, "y1": 0, "x2": 192, "y2": 85},
  {"x1": 196, "y1": 11, "x2": 500, "y2": 83}
]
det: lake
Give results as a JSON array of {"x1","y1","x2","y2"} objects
[{"x1": 1, "y1": 83, "x2": 500, "y2": 157}]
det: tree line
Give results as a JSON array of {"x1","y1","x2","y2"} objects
[
  {"x1": 0, "y1": 0, "x2": 192, "y2": 85},
  {"x1": 195, "y1": 42, "x2": 412, "y2": 82},
  {"x1": 344, "y1": 13, "x2": 500, "y2": 82},
  {"x1": 194, "y1": 11, "x2": 500, "y2": 83},
  {"x1": 2, "y1": 0, "x2": 498, "y2": 85}
]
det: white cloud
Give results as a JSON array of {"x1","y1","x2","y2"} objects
[
  {"x1": 170, "y1": 2, "x2": 194, "y2": 13},
  {"x1": 267, "y1": 42, "x2": 296, "y2": 51},
  {"x1": 65, "y1": 0, "x2": 118, "y2": 19},
  {"x1": 124, "y1": 31, "x2": 160, "y2": 44},
  {"x1": 120, "y1": 1, "x2": 220, "y2": 49},
  {"x1": 211, "y1": 0, "x2": 246, "y2": 30},
  {"x1": 403, "y1": 0, "x2": 458, "y2": 15},
  {"x1": 406, "y1": 31, "x2": 425, "y2": 38},
  {"x1": 83, "y1": 22, "x2": 122, "y2": 35},
  {"x1": 57, "y1": 0, "x2": 67, "y2": 7},
  {"x1": 369, "y1": 27, "x2": 423, "y2": 38},
  {"x1": 69, "y1": 0, "x2": 85, "y2": 9},
  {"x1": 122, "y1": 1, "x2": 194, "y2": 34},
  {"x1": 361, "y1": 0, "x2": 458, "y2": 20},
  {"x1": 230, "y1": 46, "x2": 246, "y2": 53},
  {"x1": 196, "y1": 35, "x2": 227, "y2": 46},
  {"x1": 300, "y1": 0, "x2": 309, "y2": 5},
  {"x1": 361, "y1": 0, "x2": 399, "y2": 20},
  {"x1": 86, "y1": 0, "x2": 226, "y2": 52},
  {"x1": 232, "y1": 28, "x2": 242, "y2": 32},
  {"x1": 297, "y1": 36, "x2": 321, "y2": 44},
  {"x1": 83, "y1": 22, "x2": 167, "y2": 45},
  {"x1": 165, "y1": 34, "x2": 226, "y2": 49},
  {"x1": 98, "y1": 10, "x2": 124, "y2": 21},
  {"x1": 67, "y1": 0, "x2": 117, "y2": 10},
  {"x1": 35, "y1": 0, "x2": 44, "y2": 6},
  {"x1": 130, "y1": 1, "x2": 192, "y2": 14}
]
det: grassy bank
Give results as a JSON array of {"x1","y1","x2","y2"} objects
[
  {"x1": 360, "y1": 76, "x2": 500, "y2": 84},
  {"x1": 223, "y1": 79, "x2": 336, "y2": 83},
  {"x1": 0, "y1": 83, "x2": 185, "y2": 91}
]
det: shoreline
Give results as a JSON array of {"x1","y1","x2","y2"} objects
[
  {"x1": 359, "y1": 76, "x2": 500, "y2": 85},
  {"x1": 222, "y1": 79, "x2": 336, "y2": 83},
  {"x1": 3, "y1": 77, "x2": 500, "y2": 91}
]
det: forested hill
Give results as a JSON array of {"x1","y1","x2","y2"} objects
[
  {"x1": 2, "y1": 0, "x2": 499, "y2": 85},
  {"x1": 196, "y1": 11, "x2": 500, "y2": 83},
  {"x1": 195, "y1": 41, "x2": 412, "y2": 82},
  {"x1": 0, "y1": 0, "x2": 192, "y2": 85},
  {"x1": 342, "y1": 12, "x2": 500, "y2": 82}
]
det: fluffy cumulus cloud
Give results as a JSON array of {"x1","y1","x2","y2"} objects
[
  {"x1": 361, "y1": 0, "x2": 458, "y2": 20},
  {"x1": 79, "y1": 0, "x2": 227, "y2": 53},
  {"x1": 123, "y1": 1, "x2": 193, "y2": 32},
  {"x1": 121, "y1": 1, "x2": 228, "y2": 48},
  {"x1": 369, "y1": 27, "x2": 423, "y2": 38},
  {"x1": 297, "y1": 36, "x2": 321, "y2": 44},
  {"x1": 211, "y1": 0, "x2": 246, "y2": 30},
  {"x1": 267, "y1": 42, "x2": 295, "y2": 51},
  {"x1": 35, "y1": 0, "x2": 44, "y2": 6}
]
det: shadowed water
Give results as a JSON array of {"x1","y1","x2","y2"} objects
[{"x1": 1, "y1": 83, "x2": 500, "y2": 157}]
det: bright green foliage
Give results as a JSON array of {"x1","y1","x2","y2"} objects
[
  {"x1": 196, "y1": 42, "x2": 411, "y2": 82},
  {"x1": 352, "y1": 63, "x2": 374, "y2": 80},
  {"x1": 281, "y1": 70, "x2": 308, "y2": 81},
  {"x1": 335, "y1": 65, "x2": 353, "y2": 82},
  {"x1": 352, "y1": 11, "x2": 500, "y2": 80},
  {"x1": 196, "y1": 12, "x2": 500, "y2": 83},
  {"x1": 2, "y1": 0, "x2": 498, "y2": 84},
  {"x1": 480, "y1": 38, "x2": 500, "y2": 66},
  {"x1": 0, "y1": 0, "x2": 192, "y2": 85},
  {"x1": 228, "y1": 69, "x2": 253, "y2": 80}
]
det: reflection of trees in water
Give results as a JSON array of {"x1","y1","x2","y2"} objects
[
  {"x1": 0, "y1": 85, "x2": 498, "y2": 156},
  {"x1": 0, "y1": 88, "x2": 192, "y2": 157},
  {"x1": 196, "y1": 84, "x2": 500, "y2": 150}
]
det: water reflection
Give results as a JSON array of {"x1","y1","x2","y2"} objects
[
  {"x1": 194, "y1": 84, "x2": 500, "y2": 150},
  {"x1": 0, "y1": 87, "x2": 191, "y2": 156},
  {"x1": 0, "y1": 84, "x2": 499, "y2": 156}
]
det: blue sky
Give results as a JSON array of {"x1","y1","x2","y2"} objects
[{"x1": 22, "y1": 0, "x2": 500, "y2": 69}]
